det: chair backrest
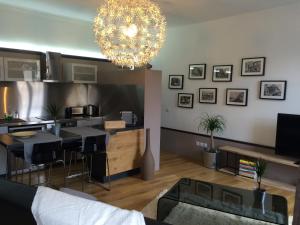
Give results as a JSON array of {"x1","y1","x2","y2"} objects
[
  {"x1": 83, "y1": 135, "x2": 106, "y2": 154},
  {"x1": 293, "y1": 179, "x2": 300, "y2": 225},
  {"x1": 32, "y1": 141, "x2": 62, "y2": 165}
]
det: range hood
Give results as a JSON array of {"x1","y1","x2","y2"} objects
[{"x1": 43, "y1": 52, "x2": 63, "y2": 82}]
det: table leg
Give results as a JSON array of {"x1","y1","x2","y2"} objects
[{"x1": 6, "y1": 149, "x2": 12, "y2": 179}]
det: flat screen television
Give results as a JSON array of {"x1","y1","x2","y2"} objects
[{"x1": 275, "y1": 113, "x2": 300, "y2": 159}]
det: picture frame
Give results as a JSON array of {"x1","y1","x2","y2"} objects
[
  {"x1": 168, "y1": 75, "x2": 184, "y2": 90},
  {"x1": 226, "y1": 88, "x2": 248, "y2": 106},
  {"x1": 221, "y1": 189, "x2": 243, "y2": 206},
  {"x1": 189, "y1": 64, "x2": 206, "y2": 80},
  {"x1": 212, "y1": 65, "x2": 233, "y2": 82},
  {"x1": 241, "y1": 57, "x2": 266, "y2": 76},
  {"x1": 195, "y1": 181, "x2": 213, "y2": 200},
  {"x1": 199, "y1": 88, "x2": 217, "y2": 104},
  {"x1": 177, "y1": 93, "x2": 194, "y2": 108},
  {"x1": 260, "y1": 80, "x2": 287, "y2": 100}
]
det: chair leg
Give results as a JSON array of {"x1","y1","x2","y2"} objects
[
  {"x1": 14, "y1": 157, "x2": 18, "y2": 182},
  {"x1": 106, "y1": 154, "x2": 111, "y2": 191},
  {"x1": 81, "y1": 157, "x2": 85, "y2": 191},
  {"x1": 21, "y1": 160, "x2": 24, "y2": 184},
  {"x1": 68, "y1": 151, "x2": 74, "y2": 177},
  {"x1": 89, "y1": 155, "x2": 93, "y2": 182},
  {"x1": 48, "y1": 163, "x2": 53, "y2": 186},
  {"x1": 37, "y1": 166, "x2": 41, "y2": 185},
  {"x1": 29, "y1": 167, "x2": 32, "y2": 186}
]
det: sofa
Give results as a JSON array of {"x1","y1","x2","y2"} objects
[{"x1": 0, "y1": 179, "x2": 169, "y2": 225}]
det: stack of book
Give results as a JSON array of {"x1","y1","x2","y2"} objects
[{"x1": 239, "y1": 159, "x2": 256, "y2": 178}]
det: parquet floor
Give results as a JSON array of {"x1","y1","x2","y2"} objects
[{"x1": 15, "y1": 151, "x2": 295, "y2": 215}]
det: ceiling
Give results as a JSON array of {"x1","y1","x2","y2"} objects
[{"x1": 0, "y1": 0, "x2": 299, "y2": 26}]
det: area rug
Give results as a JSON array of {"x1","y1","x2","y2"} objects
[{"x1": 141, "y1": 190, "x2": 294, "y2": 225}]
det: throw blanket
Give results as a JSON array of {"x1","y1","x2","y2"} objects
[{"x1": 31, "y1": 186, "x2": 146, "y2": 225}]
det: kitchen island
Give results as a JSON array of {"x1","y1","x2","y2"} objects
[{"x1": 0, "y1": 125, "x2": 144, "y2": 182}]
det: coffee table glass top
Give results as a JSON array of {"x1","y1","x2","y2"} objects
[{"x1": 157, "y1": 178, "x2": 288, "y2": 225}]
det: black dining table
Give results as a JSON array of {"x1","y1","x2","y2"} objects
[{"x1": 0, "y1": 130, "x2": 82, "y2": 179}]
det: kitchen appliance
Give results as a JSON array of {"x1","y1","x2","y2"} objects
[
  {"x1": 120, "y1": 111, "x2": 138, "y2": 127},
  {"x1": 44, "y1": 52, "x2": 63, "y2": 82},
  {"x1": 65, "y1": 106, "x2": 85, "y2": 118},
  {"x1": 84, "y1": 105, "x2": 99, "y2": 117}
]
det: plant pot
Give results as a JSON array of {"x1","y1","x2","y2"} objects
[
  {"x1": 51, "y1": 123, "x2": 61, "y2": 137},
  {"x1": 202, "y1": 150, "x2": 217, "y2": 169}
]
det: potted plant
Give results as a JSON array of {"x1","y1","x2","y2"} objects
[
  {"x1": 45, "y1": 104, "x2": 62, "y2": 136},
  {"x1": 198, "y1": 113, "x2": 225, "y2": 169},
  {"x1": 255, "y1": 159, "x2": 267, "y2": 192}
]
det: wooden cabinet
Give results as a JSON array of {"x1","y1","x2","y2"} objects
[
  {"x1": 4, "y1": 57, "x2": 41, "y2": 81},
  {"x1": 0, "y1": 57, "x2": 4, "y2": 81},
  {"x1": 64, "y1": 63, "x2": 98, "y2": 83}
]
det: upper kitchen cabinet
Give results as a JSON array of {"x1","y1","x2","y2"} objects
[
  {"x1": 4, "y1": 57, "x2": 41, "y2": 81},
  {"x1": 0, "y1": 57, "x2": 4, "y2": 81},
  {"x1": 64, "y1": 63, "x2": 98, "y2": 84}
]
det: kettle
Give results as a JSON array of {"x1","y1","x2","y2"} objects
[{"x1": 84, "y1": 105, "x2": 99, "y2": 117}]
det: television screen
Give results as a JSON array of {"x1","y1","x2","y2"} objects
[{"x1": 275, "y1": 113, "x2": 300, "y2": 158}]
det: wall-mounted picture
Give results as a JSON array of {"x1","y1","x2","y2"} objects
[
  {"x1": 178, "y1": 93, "x2": 194, "y2": 108},
  {"x1": 169, "y1": 75, "x2": 184, "y2": 89},
  {"x1": 221, "y1": 189, "x2": 243, "y2": 206},
  {"x1": 189, "y1": 64, "x2": 206, "y2": 80},
  {"x1": 212, "y1": 65, "x2": 233, "y2": 82},
  {"x1": 199, "y1": 88, "x2": 217, "y2": 104},
  {"x1": 241, "y1": 57, "x2": 266, "y2": 76},
  {"x1": 226, "y1": 89, "x2": 248, "y2": 106},
  {"x1": 260, "y1": 80, "x2": 287, "y2": 100}
]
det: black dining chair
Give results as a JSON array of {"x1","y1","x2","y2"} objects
[
  {"x1": 30, "y1": 141, "x2": 62, "y2": 186},
  {"x1": 10, "y1": 146, "x2": 25, "y2": 183},
  {"x1": 81, "y1": 135, "x2": 110, "y2": 191}
]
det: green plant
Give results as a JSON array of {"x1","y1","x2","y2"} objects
[
  {"x1": 255, "y1": 159, "x2": 267, "y2": 190},
  {"x1": 44, "y1": 104, "x2": 61, "y2": 124},
  {"x1": 198, "y1": 113, "x2": 225, "y2": 151}
]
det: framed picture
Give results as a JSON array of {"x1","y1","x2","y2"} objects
[
  {"x1": 199, "y1": 88, "x2": 217, "y2": 104},
  {"x1": 260, "y1": 80, "x2": 287, "y2": 100},
  {"x1": 169, "y1": 75, "x2": 184, "y2": 89},
  {"x1": 195, "y1": 181, "x2": 213, "y2": 200},
  {"x1": 241, "y1": 57, "x2": 266, "y2": 76},
  {"x1": 177, "y1": 93, "x2": 194, "y2": 108},
  {"x1": 226, "y1": 89, "x2": 248, "y2": 106},
  {"x1": 212, "y1": 65, "x2": 233, "y2": 82},
  {"x1": 221, "y1": 189, "x2": 243, "y2": 206},
  {"x1": 189, "y1": 64, "x2": 206, "y2": 80}
]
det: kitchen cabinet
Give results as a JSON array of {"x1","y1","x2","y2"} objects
[
  {"x1": 4, "y1": 57, "x2": 41, "y2": 81},
  {"x1": 64, "y1": 63, "x2": 98, "y2": 84},
  {"x1": 0, "y1": 57, "x2": 4, "y2": 81}
]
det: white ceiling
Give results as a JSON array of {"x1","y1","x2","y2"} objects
[{"x1": 0, "y1": 0, "x2": 299, "y2": 26}]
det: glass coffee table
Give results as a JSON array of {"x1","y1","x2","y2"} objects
[{"x1": 157, "y1": 178, "x2": 288, "y2": 225}]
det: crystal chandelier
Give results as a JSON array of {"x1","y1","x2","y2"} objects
[{"x1": 93, "y1": 0, "x2": 166, "y2": 69}]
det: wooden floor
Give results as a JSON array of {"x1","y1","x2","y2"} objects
[{"x1": 15, "y1": 151, "x2": 295, "y2": 215}]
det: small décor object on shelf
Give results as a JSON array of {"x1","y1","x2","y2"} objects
[
  {"x1": 177, "y1": 93, "x2": 194, "y2": 108},
  {"x1": 199, "y1": 88, "x2": 217, "y2": 104},
  {"x1": 141, "y1": 128, "x2": 155, "y2": 181},
  {"x1": 255, "y1": 159, "x2": 267, "y2": 192},
  {"x1": 212, "y1": 65, "x2": 233, "y2": 82},
  {"x1": 198, "y1": 113, "x2": 225, "y2": 169},
  {"x1": 241, "y1": 57, "x2": 266, "y2": 76},
  {"x1": 189, "y1": 64, "x2": 206, "y2": 80},
  {"x1": 45, "y1": 103, "x2": 62, "y2": 136},
  {"x1": 226, "y1": 88, "x2": 248, "y2": 106},
  {"x1": 169, "y1": 75, "x2": 184, "y2": 90},
  {"x1": 259, "y1": 80, "x2": 287, "y2": 100}
]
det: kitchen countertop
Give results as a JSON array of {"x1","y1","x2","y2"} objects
[{"x1": 92, "y1": 125, "x2": 144, "y2": 135}]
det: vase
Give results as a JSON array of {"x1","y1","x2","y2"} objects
[
  {"x1": 253, "y1": 188, "x2": 266, "y2": 214},
  {"x1": 51, "y1": 123, "x2": 61, "y2": 137},
  {"x1": 141, "y1": 128, "x2": 155, "y2": 181}
]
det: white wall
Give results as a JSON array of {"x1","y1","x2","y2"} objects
[
  {"x1": 0, "y1": 4, "x2": 103, "y2": 58},
  {"x1": 153, "y1": 3, "x2": 300, "y2": 147}
]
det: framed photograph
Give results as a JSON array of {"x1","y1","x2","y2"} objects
[
  {"x1": 221, "y1": 189, "x2": 243, "y2": 206},
  {"x1": 189, "y1": 64, "x2": 206, "y2": 80},
  {"x1": 260, "y1": 80, "x2": 287, "y2": 100},
  {"x1": 177, "y1": 93, "x2": 194, "y2": 108},
  {"x1": 169, "y1": 75, "x2": 184, "y2": 89},
  {"x1": 199, "y1": 88, "x2": 217, "y2": 104},
  {"x1": 241, "y1": 57, "x2": 266, "y2": 76},
  {"x1": 212, "y1": 65, "x2": 233, "y2": 82},
  {"x1": 195, "y1": 181, "x2": 213, "y2": 200},
  {"x1": 226, "y1": 89, "x2": 248, "y2": 106}
]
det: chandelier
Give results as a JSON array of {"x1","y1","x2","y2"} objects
[{"x1": 93, "y1": 0, "x2": 166, "y2": 69}]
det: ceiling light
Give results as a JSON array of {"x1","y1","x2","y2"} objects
[{"x1": 93, "y1": 0, "x2": 166, "y2": 69}]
